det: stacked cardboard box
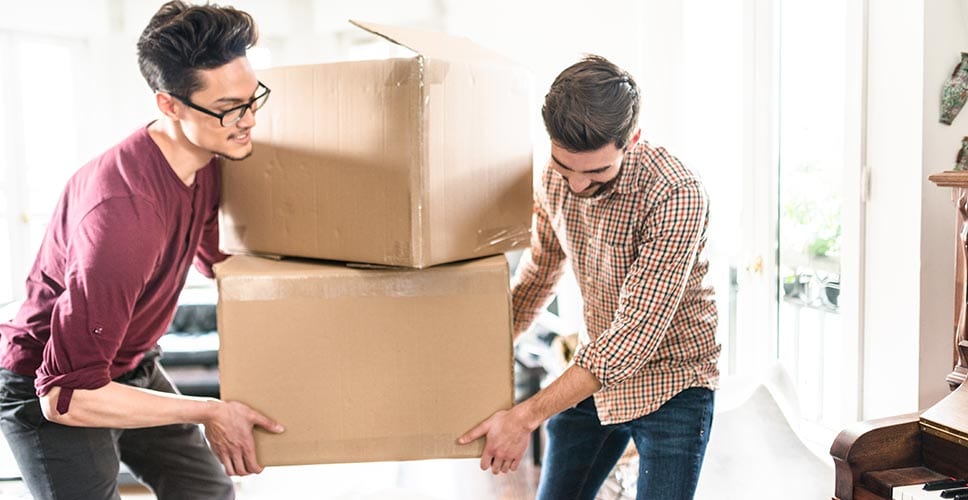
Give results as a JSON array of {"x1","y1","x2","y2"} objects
[
  {"x1": 214, "y1": 21, "x2": 532, "y2": 466},
  {"x1": 216, "y1": 255, "x2": 513, "y2": 465},
  {"x1": 219, "y1": 20, "x2": 534, "y2": 269}
]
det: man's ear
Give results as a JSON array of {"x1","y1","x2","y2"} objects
[
  {"x1": 155, "y1": 92, "x2": 179, "y2": 120},
  {"x1": 629, "y1": 128, "x2": 642, "y2": 146}
]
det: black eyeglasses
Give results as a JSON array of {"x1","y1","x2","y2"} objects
[{"x1": 166, "y1": 81, "x2": 271, "y2": 127}]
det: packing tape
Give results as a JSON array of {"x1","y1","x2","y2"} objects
[
  {"x1": 219, "y1": 259, "x2": 507, "y2": 302},
  {"x1": 474, "y1": 225, "x2": 531, "y2": 253}
]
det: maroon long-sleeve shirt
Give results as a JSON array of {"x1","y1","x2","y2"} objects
[{"x1": 0, "y1": 124, "x2": 227, "y2": 412}]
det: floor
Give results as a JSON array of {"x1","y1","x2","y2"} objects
[
  {"x1": 694, "y1": 379, "x2": 835, "y2": 500},
  {"x1": 0, "y1": 374, "x2": 835, "y2": 499},
  {"x1": 0, "y1": 453, "x2": 541, "y2": 500}
]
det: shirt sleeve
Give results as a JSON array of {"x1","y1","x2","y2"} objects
[
  {"x1": 511, "y1": 179, "x2": 567, "y2": 335},
  {"x1": 572, "y1": 181, "x2": 709, "y2": 388},
  {"x1": 34, "y1": 197, "x2": 166, "y2": 409},
  {"x1": 193, "y1": 162, "x2": 228, "y2": 278}
]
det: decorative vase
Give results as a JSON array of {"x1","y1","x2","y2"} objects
[
  {"x1": 822, "y1": 280, "x2": 840, "y2": 309},
  {"x1": 941, "y1": 52, "x2": 968, "y2": 125},
  {"x1": 957, "y1": 136, "x2": 968, "y2": 171}
]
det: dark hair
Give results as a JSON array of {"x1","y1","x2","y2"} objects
[
  {"x1": 542, "y1": 55, "x2": 641, "y2": 152},
  {"x1": 137, "y1": 1, "x2": 258, "y2": 97}
]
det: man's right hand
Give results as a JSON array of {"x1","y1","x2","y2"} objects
[
  {"x1": 36, "y1": 382, "x2": 284, "y2": 476},
  {"x1": 204, "y1": 400, "x2": 284, "y2": 476}
]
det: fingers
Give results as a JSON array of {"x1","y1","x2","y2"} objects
[
  {"x1": 253, "y1": 412, "x2": 285, "y2": 434},
  {"x1": 458, "y1": 421, "x2": 488, "y2": 445},
  {"x1": 218, "y1": 450, "x2": 262, "y2": 477},
  {"x1": 220, "y1": 442, "x2": 262, "y2": 477},
  {"x1": 230, "y1": 450, "x2": 248, "y2": 477},
  {"x1": 479, "y1": 450, "x2": 493, "y2": 471},
  {"x1": 215, "y1": 445, "x2": 246, "y2": 477},
  {"x1": 479, "y1": 452, "x2": 519, "y2": 475},
  {"x1": 501, "y1": 459, "x2": 517, "y2": 474},
  {"x1": 233, "y1": 401, "x2": 284, "y2": 434},
  {"x1": 462, "y1": 411, "x2": 528, "y2": 475},
  {"x1": 256, "y1": 417, "x2": 286, "y2": 434},
  {"x1": 218, "y1": 451, "x2": 236, "y2": 477},
  {"x1": 210, "y1": 402, "x2": 275, "y2": 476},
  {"x1": 242, "y1": 445, "x2": 264, "y2": 475}
]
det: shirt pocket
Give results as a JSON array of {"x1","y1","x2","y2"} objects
[
  {"x1": 599, "y1": 224, "x2": 638, "y2": 270},
  {"x1": 584, "y1": 233, "x2": 637, "y2": 303}
]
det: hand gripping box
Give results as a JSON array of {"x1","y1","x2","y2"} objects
[
  {"x1": 219, "y1": 20, "x2": 533, "y2": 268},
  {"x1": 214, "y1": 254, "x2": 514, "y2": 465}
]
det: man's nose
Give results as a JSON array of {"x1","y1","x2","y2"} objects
[
  {"x1": 237, "y1": 107, "x2": 257, "y2": 129},
  {"x1": 568, "y1": 175, "x2": 592, "y2": 192}
]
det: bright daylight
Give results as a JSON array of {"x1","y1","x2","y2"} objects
[{"x1": 0, "y1": 1, "x2": 964, "y2": 499}]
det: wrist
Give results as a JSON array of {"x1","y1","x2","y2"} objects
[
  {"x1": 510, "y1": 400, "x2": 543, "y2": 432},
  {"x1": 193, "y1": 398, "x2": 222, "y2": 425}
]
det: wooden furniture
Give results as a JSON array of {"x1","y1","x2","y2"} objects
[
  {"x1": 929, "y1": 170, "x2": 968, "y2": 389},
  {"x1": 828, "y1": 171, "x2": 968, "y2": 500},
  {"x1": 829, "y1": 383, "x2": 968, "y2": 499}
]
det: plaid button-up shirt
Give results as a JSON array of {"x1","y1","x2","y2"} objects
[{"x1": 512, "y1": 140, "x2": 721, "y2": 425}]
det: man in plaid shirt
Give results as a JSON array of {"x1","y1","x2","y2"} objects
[{"x1": 459, "y1": 55, "x2": 720, "y2": 499}]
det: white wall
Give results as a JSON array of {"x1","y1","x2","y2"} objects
[
  {"x1": 921, "y1": 1, "x2": 968, "y2": 410},
  {"x1": 863, "y1": 1, "x2": 924, "y2": 418},
  {"x1": 863, "y1": 0, "x2": 968, "y2": 418}
]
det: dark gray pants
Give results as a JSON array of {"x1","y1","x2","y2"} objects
[{"x1": 0, "y1": 350, "x2": 234, "y2": 500}]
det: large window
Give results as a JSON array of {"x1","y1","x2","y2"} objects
[
  {"x1": 19, "y1": 40, "x2": 80, "y2": 255},
  {"x1": 679, "y1": 0, "x2": 746, "y2": 376},
  {"x1": 0, "y1": 38, "x2": 11, "y2": 305},
  {"x1": 0, "y1": 35, "x2": 83, "y2": 304},
  {"x1": 776, "y1": 0, "x2": 859, "y2": 434}
]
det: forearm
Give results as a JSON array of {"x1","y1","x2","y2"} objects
[
  {"x1": 511, "y1": 275, "x2": 561, "y2": 340},
  {"x1": 511, "y1": 364, "x2": 602, "y2": 430},
  {"x1": 40, "y1": 382, "x2": 219, "y2": 429},
  {"x1": 511, "y1": 191, "x2": 567, "y2": 338}
]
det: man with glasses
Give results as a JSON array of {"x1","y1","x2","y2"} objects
[
  {"x1": 459, "y1": 55, "x2": 720, "y2": 499},
  {"x1": 0, "y1": 2, "x2": 280, "y2": 498}
]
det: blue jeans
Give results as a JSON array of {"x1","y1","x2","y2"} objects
[
  {"x1": 537, "y1": 387, "x2": 714, "y2": 500},
  {"x1": 0, "y1": 349, "x2": 234, "y2": 500}
]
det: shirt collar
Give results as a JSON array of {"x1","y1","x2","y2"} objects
[{"x1": 611, "y1": 143, "x2": 647, "y2": 196}]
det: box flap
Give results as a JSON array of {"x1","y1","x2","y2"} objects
[{"x1": 350, "y1": 20, "x2": 512, "y2": 65}]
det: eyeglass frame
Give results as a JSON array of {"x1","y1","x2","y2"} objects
[{"x1": 164, "y1": 81, "x2": 271, "y2": 127}]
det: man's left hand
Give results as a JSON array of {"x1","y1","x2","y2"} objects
[{"x1": 457, "y1": 409, "x2": 534, "y2": 475}]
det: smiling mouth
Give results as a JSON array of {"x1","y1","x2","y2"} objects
[
  {"x1": 571, "y1": 184, "x2": 602, "y2": 197},
  {"x1": 229, "y1": 129, "x2": 251, "y2": 143}
]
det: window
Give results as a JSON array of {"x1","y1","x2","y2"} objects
[
  {"x1": 776, "y1": 0, "x2": 859, "y2": 434},
  {"x1": 0, "y1": 35, "x2": 83, "y2": 303},
  {"x1": 19, "y1": 40, "x2": 80, "y2": 260},
  {"x1": 0, "y1": 38, "x2": 11, "y2": 304},
  {"x1": 679, "y1": 0, "x2": 746, "y2": 376}
]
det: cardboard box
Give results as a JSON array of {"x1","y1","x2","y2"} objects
[
  {"x1": 220, "y1": 20, "x2": 533, "y2": 268},
  {"x1": 214, "y1": 254, "x2": 514, "y2": 465}
]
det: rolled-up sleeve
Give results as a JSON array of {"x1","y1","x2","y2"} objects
[
  {"x1": 34, "y1": 197, "x2": 164, "y2": 410},
  {"x1": 572, "y1": 181, "x2": 708, "y2": 388}
]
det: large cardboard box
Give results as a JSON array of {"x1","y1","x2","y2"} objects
[
  {"x1": 214, "y1": 254, "x2": 514, "y2": 465},
  {"x1": 220, "y1": 20, "x2": 533, "y2": 268}
]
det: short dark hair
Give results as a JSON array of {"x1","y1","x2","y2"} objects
[
  {"x1": 542, "y1": 55, "x2": 641, "y2": 152},
  {"x1": 137, "y1": 1, "x2": 258, "y2": 97}
]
